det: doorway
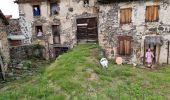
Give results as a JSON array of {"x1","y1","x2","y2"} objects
[
  {"x1": 54, "y1": 47, "x2": 68, "y2": 58},
  {"x1": 144, "y1": 44, "x2": 157, "y2": 65},
  {"x1": 52, "y1": 25, "x2": 60, "y2": 44},
  {"x1": 144, "y1": 36, "x2": 163, "y2": 65},
  {"x1": 76, "y1": 17, "x2": 98, "y2": 43}
]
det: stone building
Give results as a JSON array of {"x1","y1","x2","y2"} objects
[
  {"x1": 6, "y1": 16, "x2": 32, "y2": 47},
  {"x1": 7, "y1": 19, "x2": 25, "y2": 46},
  {"x1": 98, "y1": 0, "x2": 170, "y2": 65},
  {"x1": 0, "y1": 10, "x2": 10, "y2": 66},
  {"x1": 15, "y1": 0, "x2": 170, "y2": 65},
  {"x1": 15, "y1": 0, "x2": 98, "y2": 59}
]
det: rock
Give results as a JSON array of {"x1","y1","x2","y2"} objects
[
  {"x1": 15, "y1": 77, "x2": 21, "y2": 80},
  {"x1": 15, "y1": 66, "x2": 22, "y2": 70},
  {"x1": 88, "y1": 73, "x2": 99, "y2": 81},
  {"x1": 18, "y1": 63, "x2": 24, "y2": 67},
  {"x1": 23, "y1": 67, "x2": 28, "y2": 70},
  {"x1": 86, "y1": 68, "x2": 94, "y2": 73},
  {"x1": 133, "y1": 63, "x2": 137, "y2": 67},
  {"x1": 28, "y1": 72, "x2": 33, "y2": 76},
  {"x1": 8, "y1": 72, "x2": 14, "y2": 77}
]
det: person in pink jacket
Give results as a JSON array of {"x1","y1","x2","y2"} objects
[{"x1": 145, "y1": 48, "x2": 154, "y2": 67}]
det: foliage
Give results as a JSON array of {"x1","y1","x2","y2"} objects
[
  {"x1": 30, "y1": 44, "x2": 44, "y2": 49},
  {"x1": 22, "y1": 60, "x2": 32, "y2": 68},
  {"x1": 0, "y1": 44, "x2": 170, "y2": 100}
]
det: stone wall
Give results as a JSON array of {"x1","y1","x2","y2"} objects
[
  {"x1": 18, "y1": 0, "x2": 98, "y2": 46},
  {"x1": 7, "y1": 18, "x2": 32, "y2": 45},
  {"x1": 7, "y1": 19, "x2": 22, "y2": 35},
  {"x1": 98, "y1": 0, "x2": 170, "y2": 64},
  {"x1": 10, "y1": 44, "x2": 45, "y2": 66},
  {"x1": 19, "y1": 16, "x2": 33, "y2": 44},
  {"x1": 0, "y1": 18, "x2": 10, "y2": 66},
  {"x1": 17, "y1": 0, "x2": 98, "y2": 59}
]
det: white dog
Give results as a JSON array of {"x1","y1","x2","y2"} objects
[{"x1": 100, "y1": 58, "x2": 108, "y2": 68}]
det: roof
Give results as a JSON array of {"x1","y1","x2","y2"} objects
[
  {"x1": 0, "y1": 10, "x2": 9, "y2": 25},
  {"x1": 5, "y1": 15, "x2": 12, "y2": 20},
  {"x1": 145, "y1": 36, "x2": 163, "y2": 45},
  {"x1": 14, "y1": 0, "x2": 60, "y2": 3},
  {"x1": 97, "y1": 0, "x2": 154, "y2": 3}
]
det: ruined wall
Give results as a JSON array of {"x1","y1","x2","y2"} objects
[
  {"x1": 98, "y1": 0, "x2": 170, "y2": 64},
  {"x1": 0, "y1": 18, "x2": 10, "y2": 65},
  {"x1": 7, "y1": 19, "x2": 22, "y2": 35},
  {"x1": 7, "y1": 18, "x2": 32, "y2": 45},
  {"x1": 10, "y1": 45, "x2": 45, "y2": 67}
]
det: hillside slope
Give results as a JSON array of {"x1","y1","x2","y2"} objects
[{"x1": 0, "y1": 44, "x2": 170, "y2": 100}]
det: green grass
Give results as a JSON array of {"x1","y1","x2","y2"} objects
[{"x1": 0, "y1": 44, "x2": 170, "y2": 100}]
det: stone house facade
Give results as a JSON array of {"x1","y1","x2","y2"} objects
[
  {"x1": 15, "y1": 0, "x2": 170, "y2": 65},
  {"x1": 15, "y1": 0, "x2": 98, "y2": 59},
  {"x1": 0, "y1": 10, "x2": 10, "y2": 66},
  {"x1": 98, "y1": 0, "x2": 170, "y2": 65}
]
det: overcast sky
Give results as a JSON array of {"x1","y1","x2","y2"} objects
[{"x1": 0, "y1": 0, "x2": 19, "y2": 18}]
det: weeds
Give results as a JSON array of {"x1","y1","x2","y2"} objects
[{"x1": 0, "y1": 44, "x2": 170, "y2": 100}]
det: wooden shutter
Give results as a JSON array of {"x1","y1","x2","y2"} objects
[
  {"x1": 118, "y1": 36, "x2": 132, "y2": 56},
  {"x1": 120, "y1": 8, "x2": 132, "y2": 24},
  {"x1": 120, "y1": 40, "x2": 124, "y2": 55},
  {"x1": 146, "y1": 5, "x2": 159, "y2": 22},
  {"x1": 154, "y1": 6, "x2": 159, "y2": 21},
  {"x1": 125, "y1": 38, "x2": 131, "y2": 55},
  {"x1": 128, "y1": 9, "x2": 132, "y2": 23}
]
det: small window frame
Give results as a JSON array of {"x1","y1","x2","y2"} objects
[
  {"x1": 33, "y1": 5, "x2": 41, "y2": 17},
  {"x1": 145, "y1": 5, "x2": 160, "y2": 22},
  {"x1": 117, "y1": 36, "x2": 132, "y2": 56},
  {"x1": 36, "y1": 26, "x2": 43, "y2": 37},
  {"x1": 120, "y1": 8, "x2": 132, "y2": 25}
]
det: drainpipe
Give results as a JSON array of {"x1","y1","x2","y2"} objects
[{"x1": 167, "y1": 40, "x2": 169, "y2": 64}]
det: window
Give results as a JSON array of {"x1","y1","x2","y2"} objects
[
  {"x1": 118, "y1": 36, "x2": 132, "y2": 56},
  {"x1": 52, "y1": 25, "x2": 60, "y2": 44},
  {"x1": 33, "y1": 5, "x2": 40, "y2": 16},
  {"x1": 145, "y1": 5, "x2": 159, "y2": 22},
  {"x1": 120, "y1": 8, "x2": 132, "y2": 24},
  {"x1": 84, "y1": 0, "x2": 89, "y2": 7},
  {"x1": 36, "y1": 26, "x2": 43, "y2": 37},
  {"x1": 50, "y1": 3, "x2": 60, "y2": 15}
]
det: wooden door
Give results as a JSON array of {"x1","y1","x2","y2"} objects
[{"x1": 77, "y1": 17, "x2": 98, "y2": 43}]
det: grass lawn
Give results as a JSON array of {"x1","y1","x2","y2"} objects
[{"x1": 0, "y1": 44, "x2": 170, "y2": 100}]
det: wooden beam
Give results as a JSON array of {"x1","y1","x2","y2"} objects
[{"x1": 0, "y1": 56, "x2": 5, "y2": 80}]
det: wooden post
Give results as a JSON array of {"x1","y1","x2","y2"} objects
[
  {"x1": 143, "y1": 39, "x2": 146, "y2": 65},
  {"x1": 167, "y1": 41, "x2": 169, "y2": 64},
  {"x1": 0, "y1": 56, "x2": 5, "y2": 80},
  {"x1": 157, "y1": 44, "x2": 161, "y2": 64}
]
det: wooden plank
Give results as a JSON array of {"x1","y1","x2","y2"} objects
[
  {"x1": 120, "y1": 40, "x2": 123, "y2": 55},
  {"x1": 120, "y1": 9, "x2": 124, "y2": 24},
  {"x1": 145, "y1": 7, "x2": 149, "y2": 22},
  {"x1": 126, "y1": 40, "x2": 130, "y2": 55},
  {"x1": 157, "y1": 44, "x2": 161, "y2": 64},
  {"x1": 155, "y1": 6, "x2": 159, "y2": 21},
  {"x1": 128, "y1": 9, "x2": 131, "y2": 23},
  {"x1": 0, "y1": 56, "x2": 5, "y2": 80},
  {"x1": 148, "y1": 7, "x2": 152, "y2": 22}
]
